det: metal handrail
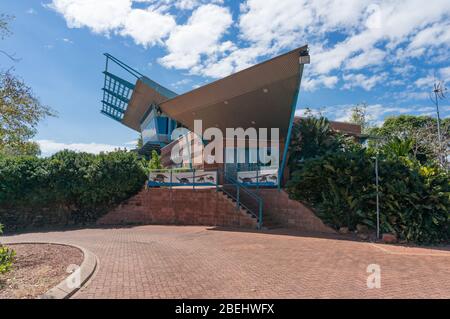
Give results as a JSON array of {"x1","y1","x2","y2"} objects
[
  {"x1": 147, "y1": 168, "x2": 264, "y2": 229},
  {"x1": 104, "y1": 53, "x2": 144, "y2": 79},
  {"x1": 219, "y1": 169, "x2": 263, "y2": 229}
]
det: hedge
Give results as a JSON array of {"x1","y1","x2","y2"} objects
[
  {"x1": 286, "y1": 150, "x2": 450, "y2": 244},
  {"x1": 0, "y1": 150, "x2": 147, "y2": 231}
]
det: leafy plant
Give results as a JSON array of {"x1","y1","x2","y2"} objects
[
  {"x1": 0, "y1": 246, "x2": 15, "y2": 274},
  {"x1": 0, "y1": 150, "x2": 147, "y2": 229},
  {"x1": 288, "y1": 117, "x2": 352, "y2": 171},
  {"x1": 368, "y1": 115, "x2": 450, "y2": 166},
  {"x1": 286, "y1": 150, "x2": 450, "y2": 244},
  {"x1": 148, "y1": 150, "x2": 162, "y2": 170},
  {"x1": 0, "y1": 223, "x2": 15, "y2": 274}
]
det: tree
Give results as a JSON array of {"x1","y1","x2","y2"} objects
[
  {"x1": 368, "y1": 115, "x2": 450, "y2": 166},
  {"x1": 136, "y1": 134, "x2": 143, "y2": 149},
  {"x1": 0, "y1": 14, "x2": 12, "y2": 39},
  {"x1": 148, "y1": 150, "x2": 162, "y2": 170},
  {"x1": 349, "y1": 103, "x2": 370, "y2": 133},
  {"x1": 0, "y1": 71, "x2": 54, "y2": 156},
  {"x1": 0, "y1": 14, "x2": 19, "y2": 62},
  {"x1": 0, "y1": 15, "x2": 54, "y2": 156},
  {"x1": 288, "y1": 117, "x2": 351, "y2": 171}
]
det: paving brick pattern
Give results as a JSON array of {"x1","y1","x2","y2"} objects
[{"x1": 4, "y1": 226, "x2": 450, "y2": 299}]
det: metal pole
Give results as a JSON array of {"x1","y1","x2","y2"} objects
[
  {"x1": 375, "y1": 153, "x2": 380, "y2": 240},
  {"x1": 433, "y1": 89, "x2": 443, "y2": 166},
  {"x1": 256, "y1": 168, "x2": 259, "y2": 191},
  {"x1": 236, "y1": 184, "x2": 240, "y2": 211},
  {"x1": 216, "y1": 169, "x2": 219, "y2": 191},
  {"x1": 258, "y1": 199, "x2": 263, "y2": 230}
]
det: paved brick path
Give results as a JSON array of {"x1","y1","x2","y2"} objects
[{"x1": 3, "y1": 226, "x2": 450, "y2": 298}]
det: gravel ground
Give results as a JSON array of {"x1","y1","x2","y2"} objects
[{"x1": 0, "y1": 243, "x2": 83, "y2": 299}]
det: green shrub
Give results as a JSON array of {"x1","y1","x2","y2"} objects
[
  {"x1": 0, "y1": 223, "x2": 15, "y2": 274},
  {"x1": 0, "y1": 246, "x2": 15, "y2": 274},
  {"x1": 288, "y1": 116, "x2": 357, "y2": 171},
  {"x1": 148, "y1": 150, "x2": 162, "y2": 170},
  {"x1": 286, "y1": 150, "x2": 450, "y2": 244},
  {"x1": 0, "y1": 150, "x2": 147, "y2": 230}
]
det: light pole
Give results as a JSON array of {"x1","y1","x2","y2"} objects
[
  {"x1": 430, "y1": 81, "x2": 447, "y2": 167},
  {"x1": 367, "y1": 135, "x2": 383, "y2": 240},
  {"x1": 375, "y1": 150, "x2": 380, "y2": 240}
]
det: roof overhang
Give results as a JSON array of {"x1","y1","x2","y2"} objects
[{"x1": 159, "y1": 45, "x2": 309, "y2": 140}]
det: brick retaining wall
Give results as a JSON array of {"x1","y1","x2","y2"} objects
[
  {"x1": 97, "y1": 188, "x2": 258, "y2": 228},
  {"x1": 98, "y1": 188, "x2": 334, "y2": 234},
  {"x1": 258, "y1": 189, "x2": 335, "y2": 233}
]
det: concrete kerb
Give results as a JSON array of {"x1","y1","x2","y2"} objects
[{"x1": 6, "y1": 242, "x2": 97, "y2": 299}]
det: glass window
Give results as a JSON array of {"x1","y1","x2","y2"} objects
[
  {"x1": 156, "y1": 117, "x2": 169, "y2": 134},
  {"x1": 141, "y1": 118, "x2": 158, "y2": 144}
]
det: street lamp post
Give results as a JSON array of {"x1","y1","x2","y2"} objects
[
  {"x1": 366, "y1": 135, "x2": 383, "y2": 240},
  {"x1": 375, "y1": 150, "x2": 380, "y2": 240},
  {"x1": 430, "y1": 81, "x2": 447, "y2": 167}
]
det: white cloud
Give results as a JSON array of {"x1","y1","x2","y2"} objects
[
  {"x1": 36, "y1": 139, "x2": 130, "y2": 157},
  {"x1": 345, "y1": 49, "x2": 386, "y2": 70},
  {"x1": 343, "y1": 73, "x2": 387, "y2": 91},
  {"x1": 407, "y1": 22, "x2": 450, "y2": 54},
  {"x1": 415, "y1": 75, "x2": 435, "y2": 88},
  {"x1": 120, "y1": 8, "x2": 176, "y2": 47},
  {"x1": 61, "y1": 38, "x2": 74, "y2": 44},
  {"x1": 48, "y1": 0, "x2": 450, "y2": 92},
  {"x1": 302, "y1": 75, "x2": 339, "y2": 91},
  {"x1": 158, "y1": 4, "x2": 233, "y2": 70},
  {"x1": 49, "y1": 0, "x2": 132, "y2": 33},
  {"x1": 171, "y1": 78, "x2": 191, "y2": 89},
  {"x1": 440, "y1": 66, "x2": 450, "y2": 82}
]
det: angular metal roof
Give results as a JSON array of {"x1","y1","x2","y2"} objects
[
  {"x1": 122, "y1": 77, "x2": 177, "y2": 131},
  {"x1": 100, "y1": 53, "x2": 177, "y2": 131},
  {"x1": 101, "y1": 46, "x2": 310, "y2": 138},
  {"x1": 159, "y1": 45, "x2": 309, "y2": 138}
]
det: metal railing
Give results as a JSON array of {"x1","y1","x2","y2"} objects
[
  {"x1": 218, "y1": 169, "x2": 264, "y2": 230},
  {"x1": 147, "y1": 168, "x2": 264, "y2": 229},
  {"x1": 148, "y1": 169, "x2": 217, "y2": 188}
]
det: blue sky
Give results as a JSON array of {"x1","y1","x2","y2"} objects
[{"x1": 0, "y1": 0, "x2": 449, "y2": 156}]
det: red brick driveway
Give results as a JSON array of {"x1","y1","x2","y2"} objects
[{"x1": 3, "y1": 225, "x2": 450, "y2": 298}]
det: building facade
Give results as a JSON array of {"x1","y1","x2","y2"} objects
[{"x1": 101, "y1": 46, "x2": 315, "y2": 187}]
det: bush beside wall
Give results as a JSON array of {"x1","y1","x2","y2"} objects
[
  {"x1": 286, "y1": 150, "x2": 450, "y2": 244},
  {"x1": 0, "y1": 150, "x2": 147, "y2": 231}
]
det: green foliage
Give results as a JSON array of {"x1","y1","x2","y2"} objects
[
  {"x1": 0, "y1": 150, "x2": 147, "y2": 230},
  {"x1": 0, "y1": 245, "x2": 15, "y2": 274},
  {"x1": 0, "y1": 71, "x2": 55, "y2": 156},
  {"x1": 0, "y1": 223, "x2": 15, "y2": 274},
  {"x1": 349, "y1": 103, "x2": 370, "y2": 133},
  {"x1": 368, "y1": 115, "x2": 450, "y2": 165},
  {"x1": 287, "y1": 150, "x2": 376, "y2": 229},
  {"x1": 136, "y1": 134, "x2": 143, "y2": 149},
  {"x1": 380, "y1": 137, "x2": 414, "y2": 160},
  {"x1": 148, "y1": 150, "x2": 162, "y2": 170},
  {"x1": 288, "y1": 117, "x2": 353, "y2": 171},
  {"x1": 286, "y1": 150, "x2": 450, "y2": 244},
  {"x1": 0, "y1": 14, "x2": 13, "y2": 40}
]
